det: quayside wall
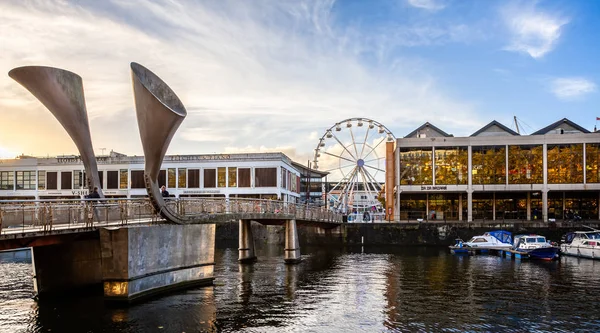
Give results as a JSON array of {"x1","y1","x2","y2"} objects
[{"x1": 215, "y1": 221, "x2": 600, "y2": 247}]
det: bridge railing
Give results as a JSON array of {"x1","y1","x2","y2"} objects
[
  {"x1": 175, "y1": 197, "x2": 342, "y2": 223},
  {"x1": 0, "y1": 197, "x2": 342, "y2": 234},
  {"x1": 0, "y1": 198, "x2": 159, "y2": 233}
]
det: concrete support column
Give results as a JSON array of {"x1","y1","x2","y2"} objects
[
  {"x1": 284, "y1": 219, "x2": 301, "y2": 264},
  {"x1": 238, "y1": 219, "x2": 256, "y2": 263},
  {"x1": 467, "y1": 191, "x2": 473, "y2": 222},
  {"x1": 542, "y1": 190, "x2": 548, "y2": 222},
  {"x1": 458, "y1": 194, "x2": 463, "y2": 221},
  {"x1": 526, "y1": 192, "x2": 531, "y2": 221},
  {"x1": 492, "y1": 192, "x2": 496, "y2": 221},
  {"x1": 32, "y1": 237, "x2": 102, "y2": 296}
]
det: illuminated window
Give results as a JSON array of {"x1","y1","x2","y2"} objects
[
  {"x1": 228, "y1": 167, "x2": 237, "y2": 187},
  {"x1": 400, "y1": 148, "x2": 433, "y2": 185},
  {"x1": 168, "y1": 168, "x2": 176, "y2": 188},
  {"x1": 547, "y1": 144, "x2": 583, "y2": 184},
  {"x1": 178, "y1": 168, "x2": 187, "y2": 188},
  {"x1": 434, "y1": 147, "x2": 468, "y2": 185},
  {"x1": 472, "y1": 146, "x2": 506, "y2": 185},
  {"x1": 508, "y1": 145, "x2": 543, "y2": 184},
  {"x1": 119, "y1": 169, "x2": 128, "y2": 189},
  {"x1": 217, "y1": 167, "x2": 226, "y2": 188}
]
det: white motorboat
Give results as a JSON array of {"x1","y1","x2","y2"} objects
[
  {"x1": 560, "y1": 231, "x2": 600, "y2": 259},
  {"x1": 450, "y1": 230, "x2": 512, "y2": 254}
]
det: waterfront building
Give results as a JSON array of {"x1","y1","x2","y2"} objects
[
  {"x1": 396, "y1": 118, "x2": 600, "y2": 222},
  {"x1": 291, "y1": 161, "x2": 328, "y2": 205},
  {"x1": 0, "y1": 151, "x2": 301, "y2": 202}
]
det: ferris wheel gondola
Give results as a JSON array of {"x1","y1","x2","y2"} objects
[{"x1": 313, "y1": 118, "x2": 395, "y2": 213}]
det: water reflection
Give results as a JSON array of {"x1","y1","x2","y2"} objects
[{"x1": 2, "y1": 246, "x2": 600, "y2": 332}]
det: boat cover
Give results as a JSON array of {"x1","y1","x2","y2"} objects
[{"x1": 487, "y1": 230, "x2": 512, "y2": 244}]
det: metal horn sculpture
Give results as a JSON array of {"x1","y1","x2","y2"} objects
[
  {"x1": 9, "y1": 66, "x2": 103, "y2": 197},
  {"x1": 130, "y1": 62, "x2": 189, "y2": 224}
]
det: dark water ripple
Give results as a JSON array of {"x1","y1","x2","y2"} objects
[{"x1": 1, "y1": 246, "x2": 600, "y2": 332}]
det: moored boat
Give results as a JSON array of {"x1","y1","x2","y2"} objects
[
  {"x1": 449, "y1": 230, "x2": 512, "y2": 254},
  {"x1": 513, "y1": 235, "x2": 559, "y2": 260},
  {"x1": 560, "y1": 230, "x2": 600, "y2": 259}
]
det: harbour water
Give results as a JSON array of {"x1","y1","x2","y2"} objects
[{"x1": 1, "y1": 245, "x2": 600, "y2": 332}]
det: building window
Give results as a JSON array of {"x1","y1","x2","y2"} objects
[
  {"x1": 188, "y1": 169, "x2": 200, "y2": 188},
  {"x1": 0, "y1": 171, "x2": 14, "y2": 190},
  {"x1": 47, "y1": 172, "x2": 57, "y2": 190},
  {"x1": 73, "y1": 171, "x2": 84, "y2": 189},
  {"x1": 238, "y1": 168, "x2": 251, "y2": 187},
  {"x1": 98, "y1": 171, "x2": 104, "y2": 189},
  {"x1": 547, "y1": 144, "x2": 583, "y2": 184},
  {"x1": 119, "y1": 169, "x2": 128, "y2": 189},
  {"x1": 587, "y1": 143, "x2": 600, "y2": 183},
  {"x1": 217, "y1": 167, "x2": 226, "y2": 188},
  {"x1": 130, "y1": 170, "x2": 145, "y2": 189},
  {"x1": 400, "y1": 148, "x2": 433, "y2": 185},
  {"x1": 255, "y1": 168, "x2": 277, "y2": 187},
  {"x1": 471, "y1": 146, "x2": 506, "y2": 185},
  {"x1": 204, "y1": 169, "x2": 216, "y2": 188},
  {"x1": 508, "y1": 145, "x2": 543, "y2": 184},
  {"x1": 15, "y1": 171, "x2": 36, "y2": 190},
  {"x1": 61, "y1": 171, "x2": 73, "y2": 189},
  {"x1": 228, "y1": 167, "x2": 237, "y2": 187},
  {"x1": 434, "y1": 147, "x2": 468, "y2": 185},
  {"x1": 281, "y1": 168, "x2": 287, "y2": 188},
  {"x1": 38, "y1": 171, "x2": 46, "y2": 190},
  {"x1": 168, "y1": 168, "x2": 176, "y2": 188},
  {"x1": 107, "y1": 171, "x2": 119, "y2": 189},
  {"x1": 178, "y1": 168, "x2": 187, "y2": 188}
]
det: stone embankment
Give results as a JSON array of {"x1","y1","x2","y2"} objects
[{"x1": 216, "y1": 221, "x2": 600, "y2": 246}]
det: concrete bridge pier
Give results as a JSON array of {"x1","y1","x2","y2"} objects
[
  {"x1": 284, "y1": 219, "x2": 301, "y2": 264},
  {"x1": 32, "y1": 237, "x2": 103, "y2": 296},
  {"x1": 238, "y1": 219, "x2": 257, "y2": 263},
  {"x1": 100, "y1": 224, "x2": 215, "y2": 302}
]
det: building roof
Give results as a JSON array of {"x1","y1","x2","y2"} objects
[
  {"x1": 470, "y1": 120, "x2": 520, "y2": 137},
  {"x1": 404, "y1": 122, "x2": 453, "y2": 138},
  {"x1": 532, "y1": 118, "x2": 590, "y2": 135},
  {"x1": 291, "y1": 161, "x2": 329, "y2": 178}
]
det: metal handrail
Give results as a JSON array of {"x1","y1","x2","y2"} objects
[{"x1": 0, "y1": 197, "x2": 343, "y2": 234}]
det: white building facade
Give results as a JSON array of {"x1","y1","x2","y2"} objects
[{"x1": 0, "y1": 152, "x2": 301, "y2": 202}]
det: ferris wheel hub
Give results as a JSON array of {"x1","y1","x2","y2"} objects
[{"x1": 357, "y1": 159, "x2": 365, "y2": 167}]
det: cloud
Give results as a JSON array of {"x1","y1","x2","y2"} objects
[
  {"x1": 407, "y1": 0, "x2": 446, "y2": 11},
  {"x1": 550, "y1": 77, "x2": 596, "y2": 100},
  {"x1": 501, "y1": 2, "x2": 569, "y2": 59},
  {"x1": 0, "y1": 0, "x2": 483, "y2": 168}
]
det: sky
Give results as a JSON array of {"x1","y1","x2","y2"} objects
[{"x1": 1, "y1": 0, "x2": 599, "y2": 163}]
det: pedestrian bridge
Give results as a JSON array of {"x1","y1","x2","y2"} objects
[
  {"x1": 0, "y1": 197, "x2": 341, "y2": 237},
  {"x1": 0, "y1": 197, "x2": 343, "y2": 302}
]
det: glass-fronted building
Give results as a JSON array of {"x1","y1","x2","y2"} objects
[
  {"x1": 396, "y1": 118, "x2": 600, "y2": 222},
  {"x1": 0, "y1": 151, "x2": 301, "y2": 202}
]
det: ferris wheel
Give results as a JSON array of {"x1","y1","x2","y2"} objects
[{"x1": 313, "y1": 118, "x2": 395, "y2": 213}]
